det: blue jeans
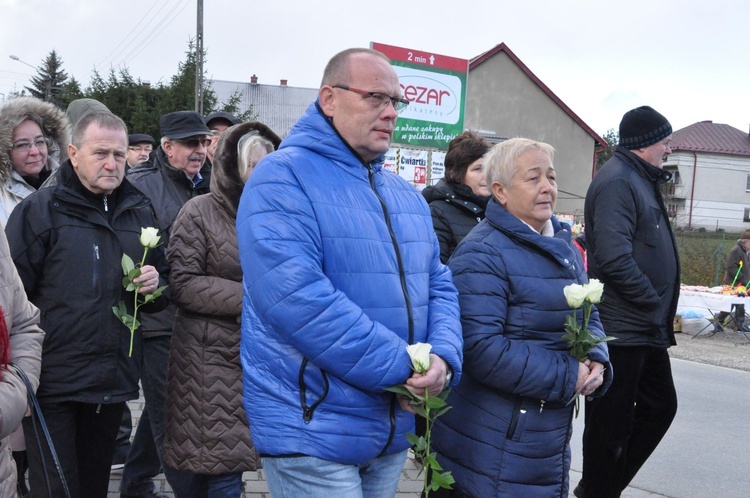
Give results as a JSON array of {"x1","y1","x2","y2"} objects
[
  {"x1": 206, "y1": 473, "x2": 243, "y2": 497},
  {"x1": 165, "y1": 469, "x2": 243, "y2": 498},
  {"x1": 121, "y1": 335, "x2": 194, "y2": 495},
  {"x1": 262, "y1": 450, "x2": 407, "y2": 498}
]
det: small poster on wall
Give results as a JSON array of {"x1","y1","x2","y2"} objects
[
  {"x1": 383, "y1": 148, "x2": 399, "y2": 175},
  {"x1": 399, "y1": 149, "x2": 429, "y2": 191},
  {"x1": 431, "y1": 151, "x2": 446, "y2": 185}
]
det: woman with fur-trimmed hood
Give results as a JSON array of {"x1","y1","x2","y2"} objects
[
  {"x1": 163, "y1": 121, "x2": 281, "y2": 494},
  {"x1": 0, "y1": 97, "x2": 70, "y2": 226}
]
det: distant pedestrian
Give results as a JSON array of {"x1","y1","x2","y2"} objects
[
  {"x1": 127, "y1": 133, "x2": 155, "y2": 170},
  {"x1": 204, "y1": 111, "x2": 239, "y2": 165}
]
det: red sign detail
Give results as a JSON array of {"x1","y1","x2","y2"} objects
[
  {"x1": 414, "y1": 166, "x2": 427, "y2": 184},
  {"x1": 372, "y1": 42, "x2": 468, "y2": 73}
]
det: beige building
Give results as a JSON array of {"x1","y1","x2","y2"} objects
[{"x1": 466, "y1": 43, "x2": 605, "y2": 215}]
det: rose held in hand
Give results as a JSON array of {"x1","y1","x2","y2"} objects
[
  {"x1": 407, "y1": 342, "x2": 432, "y2": 374},
  {"x1": 386, "y1": 342, "x2": 455, "y2": 495},
  {"x1": 563, "y1": 284, "x2": 587, "y2": 308},
  {"x1": 562, "y1": 280, "x2": 615, "y2": 416},
  {"x1": 113, "y1": 226, "x2": 167, "y2": 356},
  {"x1": 139, "y1": 227, "x2": 161, "y2": 249},
  {"x1": 584, "y1": 279, "x2": 604, "y2": 304}
]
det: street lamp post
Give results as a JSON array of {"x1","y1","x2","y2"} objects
[
  {"x1": 9, "y1": 55, "x2": 55, "y2": 103},
  {"x1": 9, "y1": 55, "x2": 36, "y2": 70}
]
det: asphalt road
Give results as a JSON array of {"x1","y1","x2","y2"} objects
[{"x1": 570, "y1": 358, "x2": 750, "y2": 498}]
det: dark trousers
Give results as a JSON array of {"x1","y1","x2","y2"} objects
[
  {"x1": 113, "y1": 404, "x2": 133, "y2": 461},
  {"x1": 579, "y1": 346, "x2": 677, "y2": 498},
  {"x1": 120, "y1": 334, "x2": 193, "y2": 495},
  {"x1": 23, "y1": 400, "x2": 124, "y2": 498}
]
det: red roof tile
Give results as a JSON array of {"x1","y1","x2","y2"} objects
[{"x1": 672, "y1": 121, "x2": 750, "y2": 157}]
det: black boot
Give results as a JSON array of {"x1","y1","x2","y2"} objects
[{"x1": 13, "y1": 450, "x2": 29, "y2": 497}]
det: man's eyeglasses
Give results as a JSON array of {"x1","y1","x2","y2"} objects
[
  {"x1": 332, "y1": 85, "x2": 409, "y2": 114},
  {"x1": 174, "y1": 137, "x2": 211, "y2": 149},
  {"x1": 129, "y1": 146, "x2": 153, "y2": 153},
  {"x1": 11, "y1": 138, "x2": 49, "y2": 153}
]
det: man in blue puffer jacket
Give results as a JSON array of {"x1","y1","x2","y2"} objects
[{"x1": 236, "y1": 48, "x2": 463, "y2": 497}]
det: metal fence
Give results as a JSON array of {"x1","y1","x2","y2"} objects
[{"x1": 675, "y1": 230, "x2": 735, "y2": 286}]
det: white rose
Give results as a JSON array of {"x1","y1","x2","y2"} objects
[
  {"x1": 584, "y1": 279, "x2": 604, "y2": 304},
  {"x1": 563, "y1": 284, "x2": 587, "y2": 308},
  {"x1": 406, "y1": 342, "x2": 432, "y2": 374},
  {"x1": 139, "y1": 227, "x2": 161, "y2": 249}
]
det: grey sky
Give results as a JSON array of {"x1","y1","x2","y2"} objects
[{"x1": 1, "y1": 0, "x2": 747, "y2": 136}]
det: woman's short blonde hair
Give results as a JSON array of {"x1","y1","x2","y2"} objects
[
  {"x1": 484, "y1": 138, "x2": 555, "y2": 187},
  {"x1": 237, "y1": 132, "x2": 274, "y2": 179}
]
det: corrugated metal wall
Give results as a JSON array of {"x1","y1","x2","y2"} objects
[{"x1": 211, "y1": 80, "x2": 319, "y2": 138}]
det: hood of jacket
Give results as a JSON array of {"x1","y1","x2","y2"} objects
[
  {"x1": 212, "y1": 121, "x2": 281, "y2": 218},
  {"x1": 0, "y1": 97, "x2": 70, "y2": 184},
  {"x1": 282, "y1": 101, "x2": 389, "y2": 173}
]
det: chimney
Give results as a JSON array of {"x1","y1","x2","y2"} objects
[
  {"x1": 250, "y1": 74, "x2": 258, "y2": 84},
  {"x1": 280, "y1": 79, "x2": 288, "y2": 86}
]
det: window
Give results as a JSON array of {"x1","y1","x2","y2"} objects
[
  {"x1": 744, "y1": 208, "x2": 750, "y2": 222},
  {"x1": 746, "y1": 175, "x2": 750, "y2": 192},
  {"x1": 673, "y1": 171, "x2": 681, "y2": 185}
]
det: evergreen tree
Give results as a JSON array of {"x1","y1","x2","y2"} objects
[
  {"x1": 58, "y1": 77, "x2": 85, "y2": 108},
  {"x1": 25, "y1": 50, "x2": 69, "y2": 106},
  {"x1": 220, "y1": 89, "x2": 257, "y2": 122},
  {"x1": 163, "y1": 39, "x2": 218, "y2": 117},
  {"x1": 597, "y1": 129, "x2": 619, "y2": 170}
]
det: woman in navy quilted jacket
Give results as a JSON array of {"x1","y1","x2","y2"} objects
[{"x1": 431, "y1": 138, "x2": 613, "y2": 498}]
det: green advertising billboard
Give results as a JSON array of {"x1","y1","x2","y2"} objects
[{"x1": 372, "y1": 42, "x2": 469, "y2": 149}]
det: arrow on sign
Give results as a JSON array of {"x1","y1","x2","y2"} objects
[{"x1": 429, "y1": 55, "x2": 435, "y2": 65}]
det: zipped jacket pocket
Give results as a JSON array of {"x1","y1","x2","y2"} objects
[{"x1": 298, "y1": 358, "x2": 330, "y2": 424}]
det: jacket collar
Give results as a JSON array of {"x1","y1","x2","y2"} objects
[
  {"x1": 485, "y1": 198, "x2": 575, "y2": 269},
  {"x1": 614, "y1": 146, "x2": 672, "y2": 185},
  {"x1": 154, "y1": 147, "x2": 210, "y2": 192},
  {"x1": 53, "y1": 160, "x2": 146, "y2": 221}
]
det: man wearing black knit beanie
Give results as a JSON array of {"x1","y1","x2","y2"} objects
[{"x1": 576, "y1": 106, "x2": 679, "y2": 498}]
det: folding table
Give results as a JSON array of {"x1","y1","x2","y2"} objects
[{"x1": 678, "y1": 290, "x2": 750, "y2": 346}]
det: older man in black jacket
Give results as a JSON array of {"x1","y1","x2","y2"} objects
[
  {"x1": 576, "y1": 106, "x2": 680, "y2": 498},
  {"x1": 6, "y1": 111, "x2": 168, "y2": 498}
]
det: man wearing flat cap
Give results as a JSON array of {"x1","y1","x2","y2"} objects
[
  {"x1": 127, "y1": 133, "x2": 155, "y2": 170},
  {"x1": 576, "y1": 106, "x2": 679, "y2": 498},
  {"x1": 204, "y1": 111, "x2": 239, "y2": 165},
  {"x1": 121, "y1": 111, "x2": 212, "y2": 497}
]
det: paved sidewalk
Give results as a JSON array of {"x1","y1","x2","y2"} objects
[{"x1": 108, "y1": 392, "x2": 666, "y2": 497}]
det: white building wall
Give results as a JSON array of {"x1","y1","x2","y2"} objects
[{"x1": 669, "y1": 151, "x2": 750, "y2": 230}]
